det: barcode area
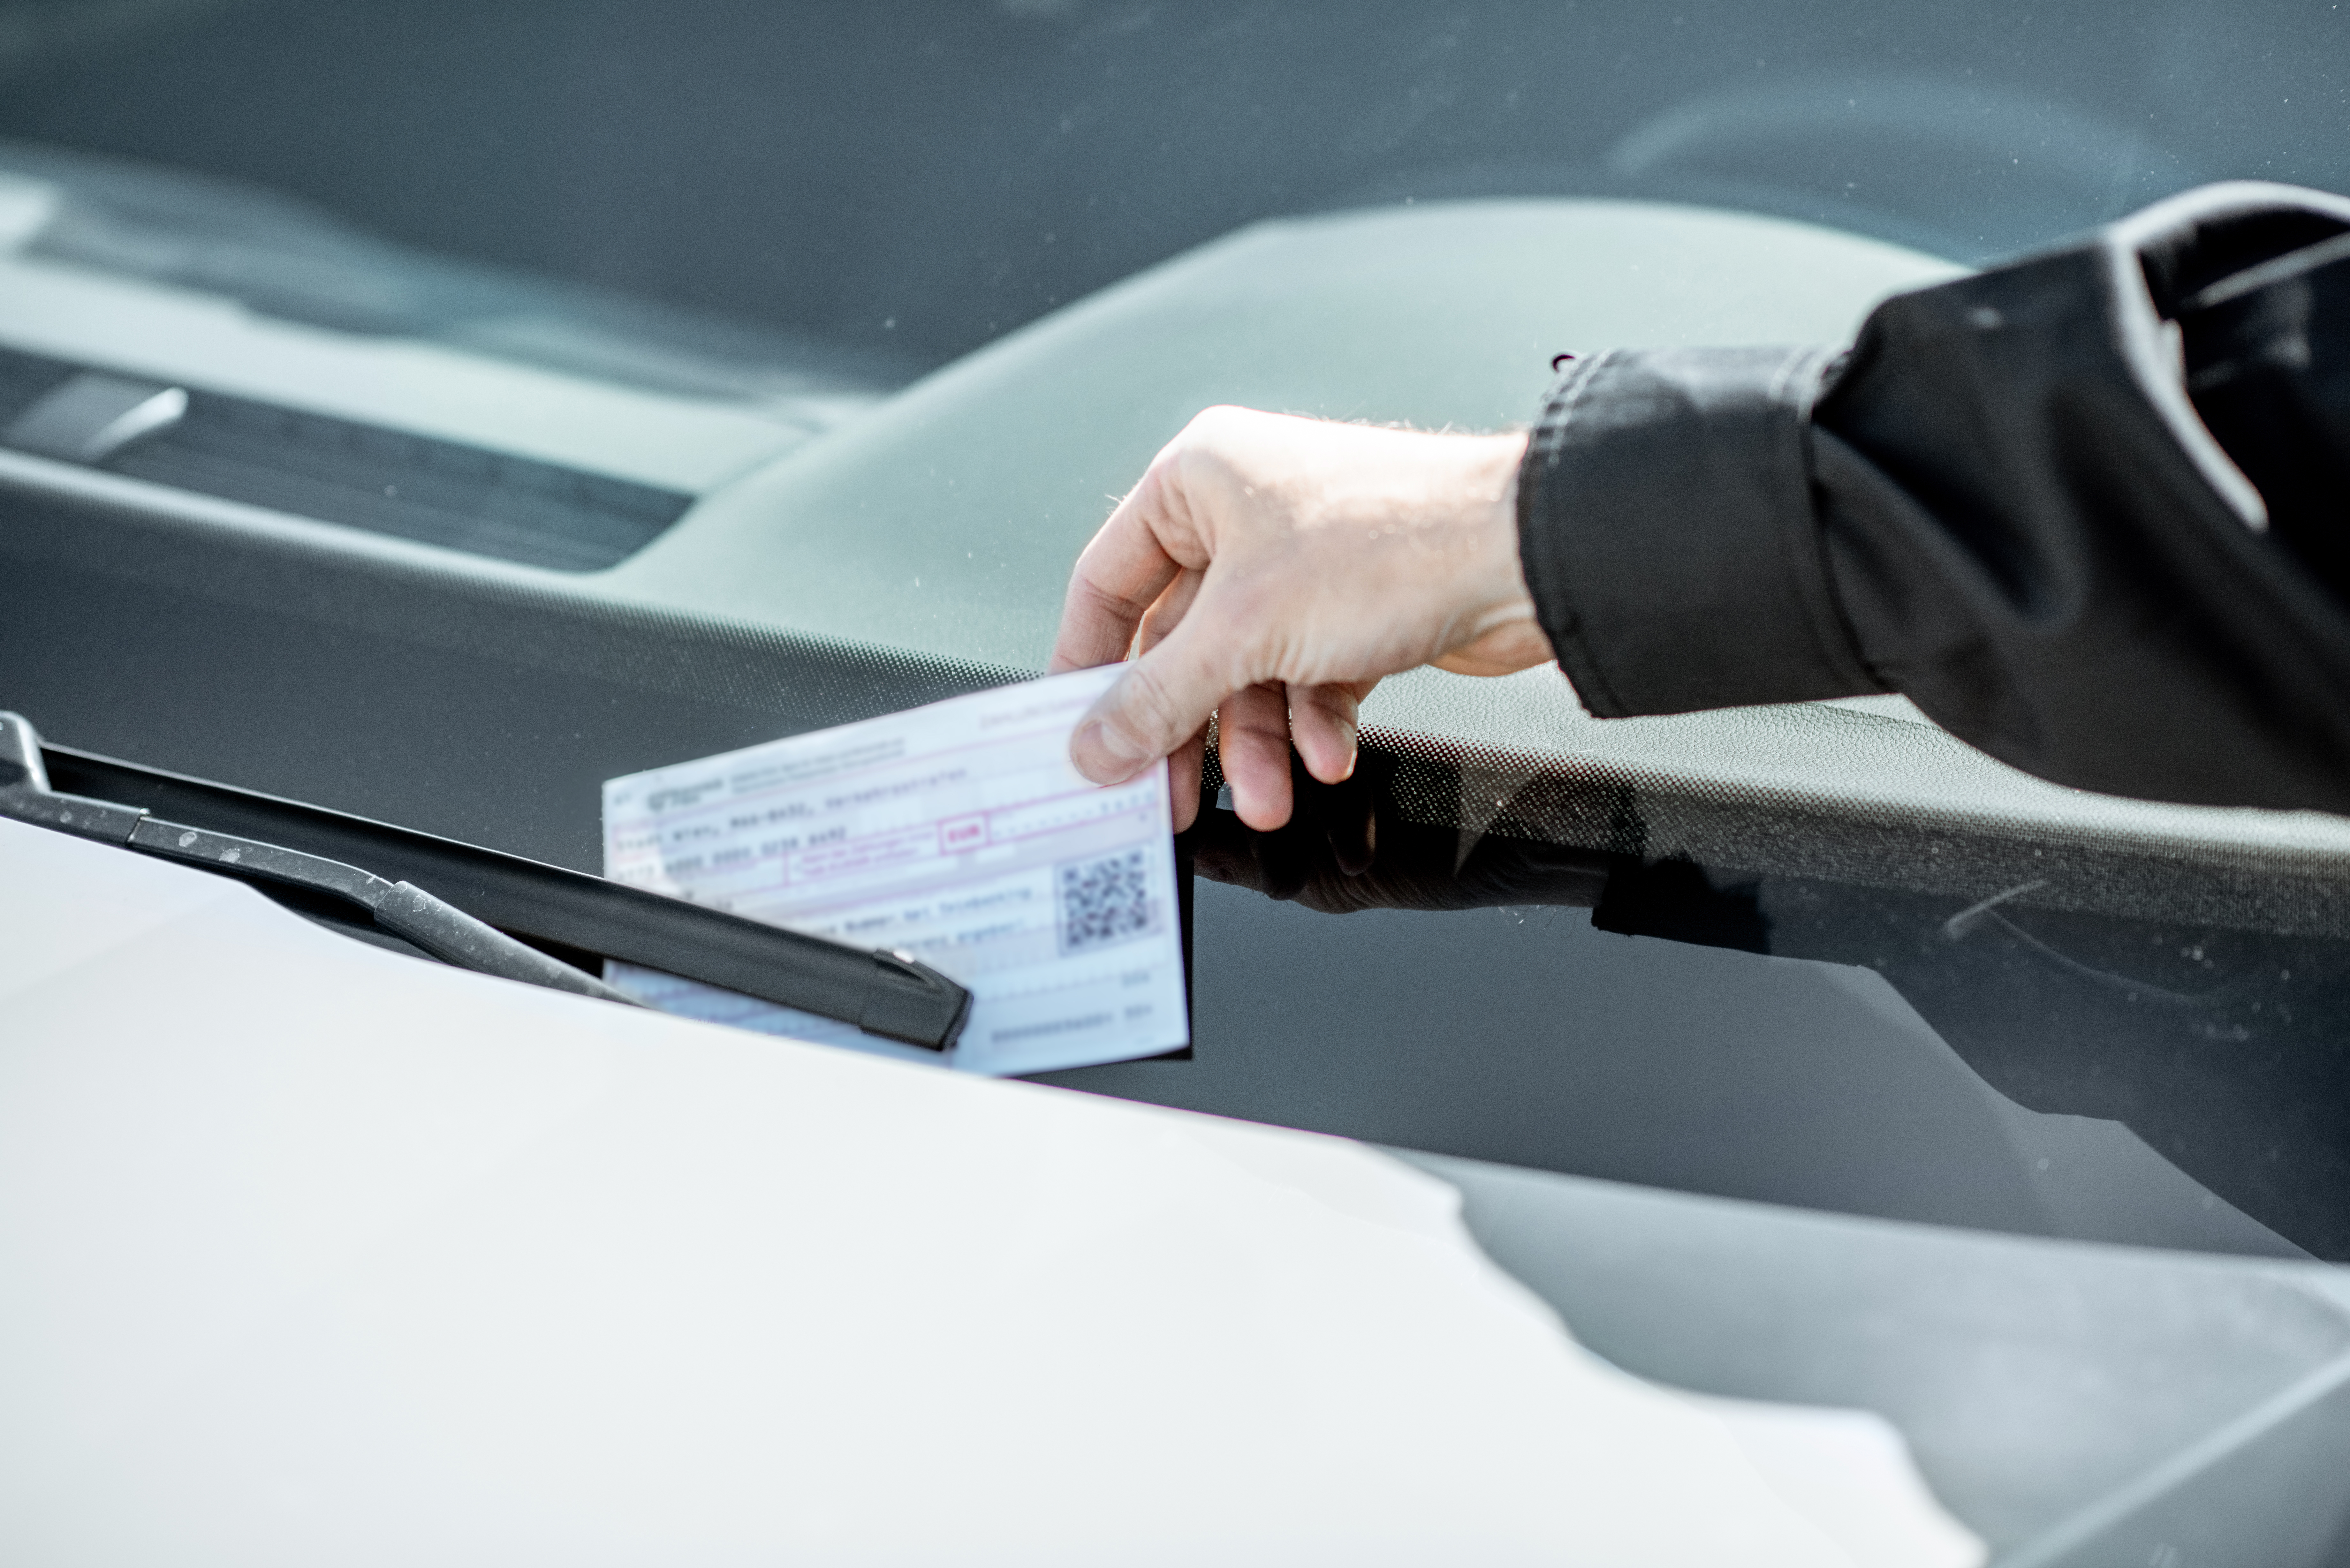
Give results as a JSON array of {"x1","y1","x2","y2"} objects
[{"x1": 1058, "y1": 849, "x2": 1154, "y2": 955}]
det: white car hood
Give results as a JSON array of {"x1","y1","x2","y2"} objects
[{"x1": 0, "y1": 817, "x2": 1976, "y2": 1566}]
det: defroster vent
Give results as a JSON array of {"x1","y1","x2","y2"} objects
[{"x1": 0, "y1": 345, "x2": 692, "y2": 571}]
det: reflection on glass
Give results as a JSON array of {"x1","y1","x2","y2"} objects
[{"x1": 1045, "y1": 740, "x2": 2350, "y2": 1263}]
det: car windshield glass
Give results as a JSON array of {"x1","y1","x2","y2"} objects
[
  {"x1": 3, "y1": 2, "x2": 2342, "y2": 386},
  {"x1": 6, "y1": 1, "x2": 2350, "y2": 1266}
]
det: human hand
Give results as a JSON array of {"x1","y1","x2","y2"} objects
[{"x1": 1048, "y1": 406, "x2": 1551, "y2": 831}]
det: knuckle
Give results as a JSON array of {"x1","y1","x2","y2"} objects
[
  {"x1": 1176, "y1": 405, "x2": 1260, "y2": 474},
  {"x1": 1187, "y1": 404, "x2": 1245, "y2": 439},
  {"x1": 1076, "y1": 571, "x2": 1145, "y2": 622},
  {"x1": 1223, "y1": 702, "x2": 1289, "y2": 742}
]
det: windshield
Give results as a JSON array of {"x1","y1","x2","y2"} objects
[
  {"x1": 5, "y1": 0, "x2": 2350, "y2": 1265},
  {"x1": 2, "y1": 1, "x2": 2340, "y2": 380}
]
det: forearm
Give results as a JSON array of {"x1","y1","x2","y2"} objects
[
  {"x1": 1515, "y1": 344, "x2": 1877, "y2": 717},
  {"x1": 1515, "y1": 182, "x2": 2350, "y2": 814}
]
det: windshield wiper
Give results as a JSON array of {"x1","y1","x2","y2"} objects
[{"x1": 0, "y1": 711, "x2": 970, "y2": 1050}]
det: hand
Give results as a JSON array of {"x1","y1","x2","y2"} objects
[{"x1": 1048, "y1": 406, "x2": 1552, "y2": 831}]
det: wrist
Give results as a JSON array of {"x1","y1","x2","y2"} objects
[
  {"x1": 1435, "y1": 429, "x2": 1550, "y2": 674},
  {"x1": 1466, "y1": 429, "x2": 1537, "y2": 619}
]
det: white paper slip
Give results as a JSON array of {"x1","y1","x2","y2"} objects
[{"x1": 601, "y1": 665, "x2": 1188, "y2": 1076}]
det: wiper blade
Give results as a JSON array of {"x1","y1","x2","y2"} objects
[{"x1": 0, "y1": 711, "x2": 971, "y2": 1050}]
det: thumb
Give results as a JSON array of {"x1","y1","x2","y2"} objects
[{"x1": 1070, "y1": 618, "x2": 1234, "y2": 785}]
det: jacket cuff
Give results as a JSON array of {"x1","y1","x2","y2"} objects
[{"x1": 1516, "y1": 346, "x2": 1882, "y2": 717}]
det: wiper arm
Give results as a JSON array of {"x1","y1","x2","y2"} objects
[
  {"x1": 0, "y1": 712, "x2": 632, "y2": 1002},
  {"x1": 0, "y1": 712, "x2": 970, "y2": 1050},
  {"x1": 131, "y1": 812, "x2": 644, "y2": 1006}
]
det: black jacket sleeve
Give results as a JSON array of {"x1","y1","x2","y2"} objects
[{"x1": 1515, "y1": 182, "x2": 2350, "y2": 816}]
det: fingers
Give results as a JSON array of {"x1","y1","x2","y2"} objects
[
  {"x1": 1170, "y1": 727, "x2": 1205, "y2": 833},
  {"x1": 1050, "y1": 408, "x2": 1545, "y2": 845},
  {"x1": 1216, "y1": 680, "x2": 1294, "y2": 831},
  {"x1": 1068, "y1": 549, "x2": 1211, "y2": 828},
  {"x1": 1050, "y1": 557, "x2": 1174, "y2": 674},
  {"x1": 1049, "y1": 484, "x2": 1187, "y2": 674},
  {"x1": 1288, "y1": 681, "x2": 1365, "y2": 785},
  {"x1": 1135, "y1": 566, "x2": 1203, "y2": 657},
  {"x1": 1069, "y1": 611, "x2": 1236, "y2": 786}
]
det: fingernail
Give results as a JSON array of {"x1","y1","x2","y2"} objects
[{"x1": 1071, "y1": 720, "x2": 1147, "y2": 782}]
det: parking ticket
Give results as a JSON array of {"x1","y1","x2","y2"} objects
[{"x1": 600, "y1": 665, "x2": 1189, "y2": 1075}]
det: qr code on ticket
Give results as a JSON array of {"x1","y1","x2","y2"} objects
[{"x1": 1057, "y1": 849, "x2": 1156, "y2": 955}]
